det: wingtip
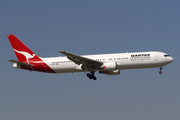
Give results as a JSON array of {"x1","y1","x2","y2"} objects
[
  {"x1": 7, "y1": 59, "x2": 11, "y2": 61},
  {"x1": 7, "y1": 59, "x2": 15, "y2": 63},
  {"x1": 59, "y1": 50, "x2": 66, "y2": 53}
]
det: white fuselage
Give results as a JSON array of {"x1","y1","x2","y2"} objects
[
  {"x1": 7, "y1": 34, "x2": 174, "y2": 80},
  {"x1": 41, "y1": 51, "x2": 173, "y2": 73}
]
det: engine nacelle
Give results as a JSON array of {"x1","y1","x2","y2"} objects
[
  {"x1": 99, "y1": 70, "x2": 120, "y2": 75},
  {"x1": 102, "y1": 62, "x2": 117, "y2": 70}
]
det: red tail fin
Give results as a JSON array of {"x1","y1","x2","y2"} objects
[
  {"x1": 8, "y1": 35, "x2": 55, "y2": 73},
  {"x1": 7, "y1": 34, "x2": 38, "y2": 63}
]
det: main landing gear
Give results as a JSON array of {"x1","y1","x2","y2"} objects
[
  {"x1": 86, "y1": 71, "x2": 97, "y2": 80},
  {"x1": 159, "y1": 67, "x2": 163, "y2": 74}
]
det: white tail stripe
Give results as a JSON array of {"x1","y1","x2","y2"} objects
[{"x1": 13, "y1": 49, "x2": 36, "y2": 64}]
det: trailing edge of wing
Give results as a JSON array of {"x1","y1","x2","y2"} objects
[
  {"x1": 59, "y1": 51, "x2": 103, "y2": 66},
  {"x1": 8, "y1": 59, "x2": 33, "y2": 67}
]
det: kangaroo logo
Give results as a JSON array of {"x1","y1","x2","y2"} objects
[
  {"x1": 13, "y1": 49, "x2": 36, "y2": 64},
  {"x1": 103, "y1": 65, "x2": 107, "y2": 69}
]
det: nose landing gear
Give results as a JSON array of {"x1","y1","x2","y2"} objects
[
  {"x1": 86, "y1": 71, "x2": 97, "y2": 80},
  {"x1": 159, "y1": 67, "x2": 163, "y2": 74}
]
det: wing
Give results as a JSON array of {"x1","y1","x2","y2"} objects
[
  {"x1": 59, "y1": 51, "x2": 103, "y2": 67},
  {"x1": 8, "y1": 59, "x2": 33, "y2": 67}
]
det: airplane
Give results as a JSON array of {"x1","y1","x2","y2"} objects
[{"x1": 7, "y1": 34, "x2": 174, "y2": 80}]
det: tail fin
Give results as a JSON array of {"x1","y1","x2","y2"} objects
[{"x1": 7, "y1": 34, "x2": 38, "y2": 64}]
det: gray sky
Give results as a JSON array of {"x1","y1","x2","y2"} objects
[{"x1": 0, "y1": 1, "x2": 180, "y2": 120}]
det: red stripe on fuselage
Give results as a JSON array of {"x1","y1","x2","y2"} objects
[
  {"x1": 20, "y1": 59, "x2": 55, "y2": 73},
  {"x1": 29, "y1": 59, "x2": 55, "y2": 73}
]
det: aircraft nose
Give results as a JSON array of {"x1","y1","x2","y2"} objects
[
  {"x1": 170, "y1": 57, "x2": 174, "y2": 62},
  {"x1": 167, "y1": 56, "x2": 174, "y2": 63}
]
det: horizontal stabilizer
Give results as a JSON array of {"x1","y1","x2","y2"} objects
[{"x1": 7, "y1": 59, "x2": 33, "y2": 67}]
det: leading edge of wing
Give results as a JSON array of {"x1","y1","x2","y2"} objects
[{"x1": 59, "y1": 50, "x2": 103, "y2": 66}]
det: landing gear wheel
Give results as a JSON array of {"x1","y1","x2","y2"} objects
[
  {"x1": 159, "y1": 71, "x2": 162, "y2": 74},
  {"x1": 89, "y1": 75, "x2": 93, "y2": 79},
  {"x1": 93, "y1": 77, "x2": 97, "y2": 80},
  {"x1": 86, "y1": 72, "x2": 97, "y2": 80},
  {"x1": 159, "y1": 67, "x2": 163, "y2": 74},
  {"x1": 160, "y1": 67, "x2": 163, "y2": 71},
  {"x1": 86, "y1": 73, "x2": 90, "y2": 77}
]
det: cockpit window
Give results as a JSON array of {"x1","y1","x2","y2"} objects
[{"x1": 164, "y1": 55, "x2": 170, "y2": 57}]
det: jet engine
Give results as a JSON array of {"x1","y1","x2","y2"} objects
[
  {"x1": 98, "y1": 62, "x2": 120, "y2": 75},
  {"x1": 102, "y1": 62, "x2": 117, "y2": 70}
]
